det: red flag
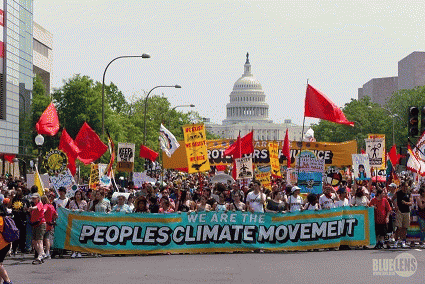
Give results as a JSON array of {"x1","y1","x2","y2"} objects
[
  {"x1": 304, "y1": 84, "x2": 354, "y2": 127},
  {"x1": 224, "y1": 131, "x2": 254, "y2": 158},
  {"x1": 58, "y1": 128, "x2": 81, "y2": 175},
  {"x1": 74, "y1": 122, "x2": 108, "y2": 164},
  {"x1": 388, "y1": 145, "x2": 402, "y2": 166},
  {"x1": 282, "y1": 129, "x2": 291, "y2": 168},
  {"x1": 4, "y1": 154, "x2": 15, "y2": 163},
  {"x1": 139, "y1": 145, "x2": 159, "y2": 162},
  {"x1": 36, "y1": 102, "x2": 60, "y2": 136}
]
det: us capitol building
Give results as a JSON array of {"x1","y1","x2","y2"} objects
[{"x1": 205, "y1": 53, "x2": 304, "y2": 141}]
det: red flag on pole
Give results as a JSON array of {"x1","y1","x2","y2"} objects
[
  {"x1": 224, "y1": 131, "x2": 254, "y2": 158},
  {"x1": 388, "y1": 145, "x2": 402, "y2": 166},
  {"x1": 282, "y1": 129, "x2": 291, "y2": 168},
  {"x1": 139, "y1": 145, "x2": 159, "y2": 162},
  {"x1": 58, "y1": 128, "x2": 81, "y2": 175},
  {"x1": 35, "y1": 102, "x2": 60, "y2": 136},
  {"x1": 74, "y1": 122, "x2": 108, "y2": 164},
  {"x1": 4, "y1": 154, "x2": 15, "y2": 163},
  {"x1": 304, "y1": 84, "x2": 354, "y2": 127}
]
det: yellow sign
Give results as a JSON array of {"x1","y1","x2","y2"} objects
[
  {"x1": 268, "y1": 142, "x2": 282, "y2": 177},
  {"x1": 89, "y1": 164, "x2": 99, "y2": 190},
  {"x1": 255, "y1": 171, "x2": 272, "y2": 191},
  {"x1": 182, "y1": 123, "x2": 210, "y2": 173}
]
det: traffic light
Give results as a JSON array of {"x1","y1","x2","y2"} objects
[
  {"x1": 421, "y1": 107, "x2": 425, "y2": 135},
  {"x1": 408, "y1": 106, "x2": 419, "y2": 137}
]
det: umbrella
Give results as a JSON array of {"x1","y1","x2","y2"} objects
[{"x1": 210, "y1": 174, "x2": 235, "y2": 185}]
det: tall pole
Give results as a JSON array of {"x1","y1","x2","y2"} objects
[
  {"x1": 168, "y1": 104, "x2": 195, "y2": 128},
  {"x1": 102, "y1": 54, "x2": 150, "y2": 137}
]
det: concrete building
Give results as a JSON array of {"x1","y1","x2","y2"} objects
[
  {"x1": 358, "y1": 51, "x2": 425, "y2": 105},
  {"x1": 0, "y1": 0, "x2": 34, "y2": 156},
  {"x1": 206, "y1": 53, "x2": 304, "y2": 142},
  {"x1": 33, "y1": 21, "x2": 53, "y2": 94}
]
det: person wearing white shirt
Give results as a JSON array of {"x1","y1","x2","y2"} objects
[
  {"x1": 334, "y1": 187, "x2": 350, "y2": 207},
  {"x1": 246, "y1": 181, "x2": 266, "y2": 213},
  {"x1": 112, "y1": 195, "x2": 132, "y2": 213},
  {"x1": 288, "y1": 186, "x2": 303, "y2": 212},
  {"x1": 54, "y1": 187, "x2": 69, "y2": 209},
  {"x1": 319, "y1": 186, "x2": 339, "y2": 210}
]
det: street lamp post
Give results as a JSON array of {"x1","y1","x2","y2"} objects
[
  {"x1": 142, "y1": 85, "x2": 182, "y2": 170},
  {"x1": 168, "y1": 104, "x2": 195, "y2": 127},
  {"x1": 101, "y1": 54, "x2": 151, "y2": 137},
  {"x1": 368, "y1": 106, "x2": 399, "y2": 146},
  {"x1": 34, "y1": 134, "x2": 44, "y2": 171}
]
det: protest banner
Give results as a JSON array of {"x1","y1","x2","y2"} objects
[
  {"x1": 352, "y1": 154, "x2": 371, "y2": 181},
  {"x1": 182, "y1": 123, "x2": 210, "y2": 173},
  {"x1": 49, "y1": 169, "x2": 78, "y2": 198},
  {"x1": 235, "y1": 157, "x2": 253, "y2": 180},
  {"x1": 365, "y1": 136, "x2": 385, "y2": 169},
  {"x1": 163, "y1": 140, "x2": 356, "y2": 170},
  {"x1": 116, "y1": 143, "x2": 135, "y2": 172},
  {"x1": 89, "y1": 164, "x2": 99, "y2": 189},
  {"x1": 254, "y1": 169, "x2": 272, "y2": 191},
  {"x1": 297, "y1": 172, "x2": 323, "y2": 194},
  {"x1": 268, "y1": 142, "x2": 282, "y2": 177},
  {"x1": 133, "y1": 172, "x2": 157, "y2": 188},
  {"x1": 53, "y1": 206, "x2": 375, "y2": 254}
]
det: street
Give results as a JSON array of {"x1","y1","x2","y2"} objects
[{"x1": 5, "y1": 248, "x2": 425, "y2": 284}]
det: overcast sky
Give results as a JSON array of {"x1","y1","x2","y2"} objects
[{"x1": 33, "y1": 0, "x2": 425, "y2": 126}]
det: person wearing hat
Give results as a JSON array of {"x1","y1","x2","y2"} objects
[
  {"x1": 28, "y1": 193, "x2": 46, "y2": 264},
  {"x1": 319, "y1": 186, "x2": 339, "y2": 210},
  {"x1": 288, "y1": 186, "x2": 303, "y2": 212}
]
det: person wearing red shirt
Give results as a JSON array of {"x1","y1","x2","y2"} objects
[
  {"x1": 41, "y1": 195, "x2": 57, "y2": 259},
  {"x1": 369, "y1": 188, "x2": 391, "y2": 249},
  {"x1": 28, "y1": 193, "x2": 46, "y2": 264}
]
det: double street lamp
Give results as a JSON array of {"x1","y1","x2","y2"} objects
[
  {"x1": 168, "y1": 104, "x2": 195, "y2": 127},
  {"x1": 368, "y1": 106, "x2": 401, "y2": 146},
  {"x1": 101, "y1": 54, "x2": 151, "y2": 137}
]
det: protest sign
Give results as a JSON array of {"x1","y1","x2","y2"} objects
[
  {"x1": 163, "y1": 140, "x2": 357, "y2": 169},
  {"x1": 133, "y1": 172, "x2": 157, "y2": 188},
  {"x1": 26, "y1": 173, "x2": 50, "y2": 190},
  {"x1": 98, "y1": 163, "x2": 111, "y2": 187},
  {"x1": 89, "y1": 164, "x2": 99, "y2": 189},
  {"x1": 365, "y1": 136, "x2": 385, "y2": 168},
  {"x1": 182, "y1": 123, "x2": 210, "y2": 173},
  {"x1": 297, "y1": 172, "x2": 323, "y2": 194},
  {"x1": 296, "y1": 155, "x2": 325, "y2": 173},
  {"x1": 49, "y1": 169, "x2": 78, "y2": 198},
  {"x1": 116, "y1": 143, "x2": 135, "y2": 172},
  {"x1": 235, "y1": 157, "x2": 253, "y2": 180},
  {"x1": 352, "y1": 154, "x2": 371, "y2": 181},
  {"x1": 268, "y1": 142, "x2": 282, "y2": 177},
  {"x1": 54, "y1": 207, "x2": 375, "y2": 254},
  {"x1": 43, "y1": 149, "x2": 68, "y2": 175},
  {"x1": 254, "y1": 171, "x2": 272, "y2": 190}
]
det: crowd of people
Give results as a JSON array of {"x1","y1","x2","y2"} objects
[{"x1": 0, "y1": 170, "x2": 423, "y2": 278}]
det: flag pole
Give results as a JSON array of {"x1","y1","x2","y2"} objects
[{"x1": 297, "y1": 80, "x2": 309, "y2": 177}]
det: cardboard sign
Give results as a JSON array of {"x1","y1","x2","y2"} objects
[
  {"x1": 182, "y1": 123, "x2": 210, "y2": 173},
  {"x1": 116, "y1": 143, "x2": 135, "y2": 172},
  {"x1": 254, "y1": 171, "x2": 272, "y2": 190},
  {"x1": 365, "y1": 137, "x2": 385, "y2": 168},
  {"x1": 235, "y1": 157, "x2": 253, "y2": 180}
]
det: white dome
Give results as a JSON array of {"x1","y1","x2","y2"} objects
[{"x1": 233, "y1": 76, "x2": 262, "y2": 90}]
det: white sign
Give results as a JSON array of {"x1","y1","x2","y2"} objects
[
  {"x1": 235, "y1": 157, "x2": 253, "y2": 180},
  {"x1": 98, "y1": 163, "x2": 111, "y2": 187},
  {"x1": 26, "y1": 173, "x2": 50, "y2": 189},
  {"x1": 296, "y1": 156, "x2": 325, "y2": 173},
  {"x1": 117, "y1": 143, "x2": 135, "y2": 162},
  {"x1": 352, "y1": 154, "x2": 371, "y2": 180},
  {"x1": 49, "y1": 169, "x2": 78, "y2": 198},
  {"x1": 365, "y1": 138, "x2": 385, "y2": 167},
  {"x1": 133, "y1": 172, "x2": 157, "y2": 188}
]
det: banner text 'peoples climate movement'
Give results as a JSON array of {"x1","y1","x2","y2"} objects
[{"x1": 54, "y1": 207, "x2": 375, "y2": 254}]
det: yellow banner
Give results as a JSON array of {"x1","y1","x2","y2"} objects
[
  {"x1": 182, "y1": 123, "x2": 210, "y2": 173},
  {"x1": 163, "y1": 139, "x2": 357, "y2": 170},
  {"x1": 255, "y1": 171, "x2": 272, "y2": 191},
  {"x1": 89, "y1": 164, "x2": 99, "y2": 190},
  {"x1": 268, "y1": 142, "x2": 282, "y2": 177}
]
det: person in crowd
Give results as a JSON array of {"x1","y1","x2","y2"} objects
[
  {"x1": 0, "y1": 204, "x2": 13, "y2": 284},
  {"x1": 11, "y1": 190, "x2": 29, "y2": 256},
  {"x1": 41, "y1": 195, "x2": 57, "y2": 259},
  {"x1": 90, "y1": 190, "x2": 111, "y2": 213},
  {"x1": 351, "y1": 186, "x2": 369, "y2": 207},
  {"x1": 230, "y1": 183, "x2": 245, "y2": 203},
  {"x1": 148, "y1": 196, "x2": 160, "y2": 213},
  {"x1": 303, "y1": 193, "x2": 320, "y2": 211},
  {"x1": 112, "y1": 195, "x2": 132, "y2": 213},
  {"x1": 229, "y1": 192, "x2": 246, "y2": 211},
  {"x1": 416, "y1": 186, "x2": 425, "y2": 248},
  {"x1": 158, "y1": 188, "x2": 175, "y2": 210},
  {"x1": 319, "y1": 186, "x2": 339, "y2": 210},
  {"x1": 127, "y1": 194, "x2": 135, "y2": 211},
  {"x1": 196, "y1": 195, "x2": 211, "y2": 212},
  {"x1": 288, "y1": 186, "x2": 303, "y2": 212},
  {"x1": 266, "y1": 191, "x2": 286, "y2": 213},
  {"x1": 246, "y1": 181, "x2": 266, "y2": 213},
  {"x1": 335, "y1": 187, "x2": 350, "y2": 207},
  {"x1": 203, "y1": 188, "x2": 217, "y2": 208},
  {"x1": 68, "y1": 190, "x2": 88, "y2": 212},
  {"x1": 28, "y1": 193, "x2": 46, "y2": 264},
  {"x1": 176, "y1": 190, "x2": 195, "y2": 212},
  {"x1": 159, "y1": 197, "x2": 174, "y2": 213},
  {"x1": 53, "y1": 187, "x2": 69, "y2": 209},
  {"x1": 369, "y1": 188, "x2": 392, "y2": 249},
  {"x1": 215, "y1": 192, "x2": 229, "y2": 212},
  {"x1": 134, "y1": 196, "x2": 149, "y2": 213},
  {"x1": 392, "y1": 182, "x2": 413, "y2": 248}
]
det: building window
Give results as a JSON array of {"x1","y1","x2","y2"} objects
[{"x1": 33, "y1": 39, "x2": 49, "y2": 57}]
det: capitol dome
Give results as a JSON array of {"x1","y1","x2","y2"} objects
[{"x1": 223, "y1": 53, "x2": 272, "y2": 125}]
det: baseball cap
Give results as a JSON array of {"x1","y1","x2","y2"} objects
[
  {"x1": 31, "y1": 193, "x2": 40, "y2": 199},
  {"x1": 291, "y1": 186, "x2": 301, "y2": 193},
  {"x1": 389, "y1": 183, "x2": 397, "y2": 188}
]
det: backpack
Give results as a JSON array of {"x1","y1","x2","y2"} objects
[{"x1": 2, "y1": 216, "x2": 20, "y2": 243}]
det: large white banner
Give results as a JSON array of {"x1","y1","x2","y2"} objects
[{"x1": 235, "y1": 157, "x2": 253, "y2": 180}]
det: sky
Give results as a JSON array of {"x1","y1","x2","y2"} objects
[{"x1": 33, "y1": 0, "x2": 425, "y2": 126}]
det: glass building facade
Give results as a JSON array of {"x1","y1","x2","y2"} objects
[{"x1": 0, "y1": 0, "x2": 33, "y2": 155}]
